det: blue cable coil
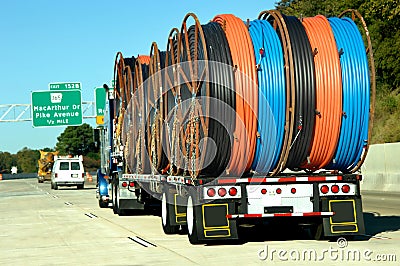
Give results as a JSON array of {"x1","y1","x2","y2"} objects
[
  {"x1": 248, "y1": 20, "x2": 285, "y2": 174},
  {"x1": 328, "y1": 17, "x2": 370, "y2": 171}
]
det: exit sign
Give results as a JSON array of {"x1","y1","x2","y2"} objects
[
  {"x1": 94, "y1": 87, "x2": 106, "y2": 125},
  {"x1": 31, "y1": 90, "x2": 83, "y2": 127},
  {"x1": 49, "y1": 82, "x2": 82, "y2": 90}
]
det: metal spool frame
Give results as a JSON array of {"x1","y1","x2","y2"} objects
[
  {"x1": 258, "y1": 10, "x2": 296, "y2": 175},
  {"x1": 123, "y1": 64, "x2": 135, "y2": 173},
  {"x1": 112, "y1": 52, "x2": 127, "y2": 157},
  {"x1": 148, "y1": 42, "x2": 167, "y2": 174},
  {"x1": 338, "y1": 9, "x2": 376, "y2": 173},
  {"x1": 133, "y1": 56, "x2": 151, "y2": 174},
  {"x1": 113, "y1": 52, "x2": 126, "y2": 116},
  {"x1": 164, "y1": 28, "x2": 183, "y2": 176},
  {"x1": 177, "y1": 13, "x2": 209, "y2": 178}
]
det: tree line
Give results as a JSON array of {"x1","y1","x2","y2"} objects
[{"x1": 0, "y1": 123, "x2": 99, "y2": 174}]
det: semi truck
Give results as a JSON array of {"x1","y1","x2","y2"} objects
[{"x1": 95, "y1": 9, "x2": 374, "y2": 244}]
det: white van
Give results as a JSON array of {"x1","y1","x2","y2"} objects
[{"x1": 51, "y1": 155, "x2": 85, "y2": 190}]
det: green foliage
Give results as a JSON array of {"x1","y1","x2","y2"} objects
[
  {"x1": 83, "y1": 156, "x2": 100, "y2": 172},
  {"x1": 0, "y1": 152, "x2": 17, "y2": 173},
  {"x1": 276, "y1": 0, "x2": 400, "y2": 143},
  {"x1": 55, "y1": 123, "x2": 100, "y2": 170},
  {"x1": 0, "y1": 148, "x2": 40, "y2": 173},
  {"x1": 276, "y1": 0, "x2": 364, "y2": 17},
  {"x1": 16, "y1": 147, "x2": 40, "y2": 173},
  {"x1": 360, "y1": 0, "x2": 400, "y2": 90},
  {"x1": 276, "y1": 0, "x2": 399, "y2": 91},
  {"x1": 55, "y1": 123, "x2": 97, "y2": 156},
  {"x1": 372, "y1": 89, "x2": 400, "y2": 143},
  {"x1": 86, "y1": 151, "x2": 100, "y2": 160}
]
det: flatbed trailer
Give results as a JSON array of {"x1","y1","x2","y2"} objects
[{"x1": 125, "y1": 172, "x2": 365, "y2": 244}]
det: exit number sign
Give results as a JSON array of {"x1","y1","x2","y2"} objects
[{"x1": 49, "y1": 82, "x2": 82, "y2": 90}]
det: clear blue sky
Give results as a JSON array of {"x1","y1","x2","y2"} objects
[{"x1": 0, "y1": 0, "x2": 275, "y2": 154}]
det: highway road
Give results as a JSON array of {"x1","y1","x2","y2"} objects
[{"x1": 0, "y1": 178, "x2": 399, "y2": 265}]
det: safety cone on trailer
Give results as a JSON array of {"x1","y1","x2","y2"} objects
[
  {"x1": 0, "y1": 174, "x2": 2, "y2": 181},
  {"x1": 86, "y1": 172, "x2": 93, "y2": 182}
]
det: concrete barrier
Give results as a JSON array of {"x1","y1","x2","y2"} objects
[{"x1": 361, "y1": 142, "x2": 400, "y2": 192}]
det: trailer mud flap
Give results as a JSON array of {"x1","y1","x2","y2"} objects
[
  {"x1": 199, "y1": 203, "x2": 238, "y2": 239},
  {"x1": 174, "y1": 194, "x2": 187, "y2": 224},
  {"x1": 322, "y1": 198, "x2": 365, "y2": 236}
]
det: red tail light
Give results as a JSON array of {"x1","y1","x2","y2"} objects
[
  {"x1": 122, "y1": 181, "x2": 128, "y2": 188},
  {"x1": 207, "y1": 188, "x2": 216, "y2": 197},
  {"x1": 331, "y1": 185, "x2": 339, "y2": 193},
  {"x1": 82, "y1": 173, "x2": 85, "y2": 178},
  {"x1": 229, "y1": 187, "x2": 237, "y2": 196},
  {"x1": 341, "y1": 184, "x2": 350, "y2": 193},
  {"x1": 320, "y1": 185, "x2": 329, "y2": 194},
  {"x1": 291, "y1": 188, "x2": 296, "y2": 194},
  {"x1": 261, "y1": 188, "x2": 267, "y2": 195},
  {"x1": 55, "y1": 173, "x2": 58, "y2": 178},
  {"x1": 276, "y1": 188, "x2": 282, "y2": 194},
  {"x1": 129, "y1": 181, "x2": 135, "y2": 187},
  {"x1": 218, "y1": 187, "x2": 227, "y2": 197}
]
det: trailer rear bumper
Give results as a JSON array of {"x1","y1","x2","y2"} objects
[{"x1": 227, "y1": 211, "x2": 334, "y2": 219}]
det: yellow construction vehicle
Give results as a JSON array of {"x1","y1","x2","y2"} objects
[{"x1": 37, "y1": 150, "x2": 58, "y2": 183}]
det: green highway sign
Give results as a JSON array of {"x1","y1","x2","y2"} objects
[
  {"x1": 94, "y1": 87, "x2": 106, "y2": 125},
  {"x1": 31, "y1": 90, "x2": 83, "y2": 127},
  {"x1": 49, "y1": 82, "x2": 82, "y2": 90}
]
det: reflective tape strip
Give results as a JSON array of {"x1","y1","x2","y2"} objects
[
  {"x1": 227, "y1": 211, "x2": 334, "y2": 219},
  {"x1": 218, "y1": 176, "x2": 343, "y2": 184}
]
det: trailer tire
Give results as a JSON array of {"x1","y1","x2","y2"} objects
[
  {"x1": 161, "y1": 192, "x2": 180, "y2": 234},
  {"x1": 112, "y1": 182, "x2": 118, "y2": 214},
  {"x1": 99, "y1": 199, "x2": 108, "y2": 208},
  {"x1": 187, "y1": 195, "x2": 201, "y2": 244},
  {"x1": 308, "y1": 222, "x2": 324, "y2": 240},
  {"x1": 114, "y1": 184, "x2": 125, "y2": 216}
]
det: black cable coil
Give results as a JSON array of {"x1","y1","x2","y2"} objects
[
  {"x1": 178, "y1": 22, "x2": 235, "y2": 177},
  {"x1": 201, "y1": 22, "x2": 235, "y2": 176},
  {"x1": 282, "y1": 15, "x2": 316, "y2": 170}
]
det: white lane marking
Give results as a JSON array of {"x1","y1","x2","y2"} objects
[
  {"x1": 128, "y1": 236, "x2": 157, "y2": 247},
  {"x1": 84, "y1": 213, "x2": 97, "y2": 219}
]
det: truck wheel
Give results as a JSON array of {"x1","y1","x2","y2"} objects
[
  {"x1": 99, "y1": 199, "x2": 108, "y2": 208},
  {"x1": 54, "y1": 183, "x2": 58, "y2": 190},
  {"x1": 161, "y1": 192, "x2": 180, "y2": 234},
  {"x1": 114, "y1": 183, "x2": 125, "y2": 216},
  {"x1": 112, "y1": 183, "x2": 118, "y2": 214},
  {"x1": 304, "y1": 222, "x2": 324, "y2": 240},
  {"x1": 187, "y1": 195, "x2": 201, "y2": 244}
]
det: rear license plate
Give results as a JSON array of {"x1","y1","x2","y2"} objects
[
  {"x1": 72, "y1": 174, "x2": 78, "y2": 178},
  {"x1": 264, "y1": 206, "x2": 293, "y2": 214}
]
